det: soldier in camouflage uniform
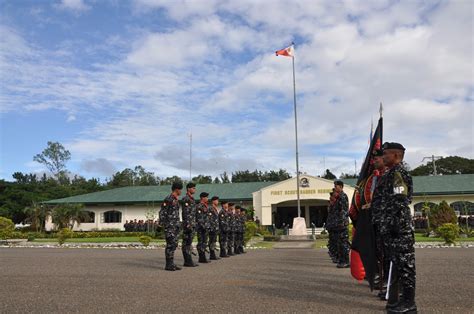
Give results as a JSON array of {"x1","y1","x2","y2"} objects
[
  {"x1": 226, "y1": 203, "x2": 235, "y2": 256},
  {"x1": 196, "y1": 192, "x2": 211, "y2": 263},
  {"x1": 181, "y1": 182, "x2": 198, "y2": 267},
  {"x1": 238, "y1": 208, "x2": 247, "y2": 254},
  {"x1": 326, "y1": 190, "x2": 338, "y2": 263},
  {"x1": 159, "y1": 182, "x2": 183, "y2": 271},
  {"x1": 379, "y1": 142, "x2": 416, "y2": 313},
  {"x1": 219, "y1": 201, "x2": 230, "y2": 258},
  {"x1": 233, "y1": 205, "x2": 242, "y2": 254},
  {"x1": 333, "y1": 180, "x2": 350, "y2": 268},
  {"x1": 208, "y1": 196, "x2": 221, "y2": 260}
]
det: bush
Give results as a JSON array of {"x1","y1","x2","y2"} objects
[
  {"x1": 244, "y1": 221, "x2": 258, "y2": 245},
  {"x1": 27, "y1": 233, "x2": 36, "y2": 242},
  {"x1": 57, "y1": 228, "x2": 73, "y2": 245},
  {"x1": 263, "y1": 235, "x2": 281, "y2": 241},
  {"x1": 437, "y1": 223, "x2": 459, "y2": 244},
  {"x1": 429, "y1": 201, "x2": 457, "y2": 232},
  {"x1": 139, "y1": 235, "x2": 152, "y2": 247},
  {"x1": 0, "y1": 217, "x2": 15, "y2": 240}
]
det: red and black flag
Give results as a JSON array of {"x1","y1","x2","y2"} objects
[{"x1": 350, "y1": 109, "x2": 383, "y2": 290}]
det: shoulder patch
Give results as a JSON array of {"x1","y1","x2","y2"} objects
[{"x1": 393, "y1": 171, "x2": 408, "y2": 195}]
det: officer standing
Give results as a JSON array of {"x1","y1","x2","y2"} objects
[
  {"x1": 208, "y1": 196, "x2": 221, "y2": 260},
  {"x1": 196, "y1": 192, "x2": 210, "y2": 263},
  {"x1": 181, "y1": 182, "x2": 198, "y2": 267},
  {"x1": 379, "y1": 142, "x2": 417, "y2": 313},
  {"x1": 219, "y1": 200, "x2": 229, "y2": 258},
  {"x1": 238, "y1": 208, "x2": 247, "y2": 254},
  {"x1": 334, "y1": 180, "x2": 350, "y2": 268},
  {"x1": 326, "y1": 190, "x2": 338, "y2": 263},
  {"x1": 234, "y1": 206, "x2": 242, "y2": 254},
  {"x1": 159, "y1": 182, "x2": 183, "y2": 271},
  {"x1": 226, "y1": 203, "x2": 235, "y2": 256}
]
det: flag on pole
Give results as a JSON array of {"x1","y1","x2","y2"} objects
[
  {"x1": 349, "y1": 112, "x2": 383, "y2": 290},
  {"x1": 275, "y1": 43, "x2": 294, "y2": 57}
]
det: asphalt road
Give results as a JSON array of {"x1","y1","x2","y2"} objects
[{"x1": 1, "y1": 247, "x2": 473, "y2": 313}]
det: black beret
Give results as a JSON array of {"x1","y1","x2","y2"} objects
[
  {"x1": 228, "y1": 202, "x2": 235, "y2": 206},
  {"x1": 199, "y1": 192, "x2": 209, "y2": 198},
  {"x1": 334, "y1": 180, "x2": 344, "y2": 187},
  {"x1": 171, "y1": 182, "x2": 183, "y2": 190},
  {"x1": 235, "y1": 205, "x2": 241, "y2": 209},
  {"x1": 211, "y1": 196, "x2": 219, "y2": 201},
  {"x1": 186, "y1": 182, "x2": 196, "y2": 189},
  {"x1": 372, "y1": 149, "x2": 383, "y2": 157},
  {"x1": 240, "y1": 208, "x2": 246, "y2": 212},
  {"x1": 383, "y1": 142, "x2": 406, "y2": 151},
  {"x1": 221, "y1": 200, "x2": 228, "y2": 205}
]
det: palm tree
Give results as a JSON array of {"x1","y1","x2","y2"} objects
[
  {"x1": 23, "y1": 201, "x2": 50, "y2": 232},
  {"x1": 52, "y1": 204, "x2": 88, "y2": 230}
]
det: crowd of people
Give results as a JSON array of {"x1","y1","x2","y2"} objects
[
  {"x1": 159, "y1": 182, "x2": 247, "y2": 271},
  {"x1": 123, "y1": 219, "x2": 159, "y2": 232}
]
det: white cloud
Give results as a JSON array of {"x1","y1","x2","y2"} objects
[{"x1": 56, "y1": 0, "x2": 90, "y2": 13}]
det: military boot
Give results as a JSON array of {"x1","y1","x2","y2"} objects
[
  {"x1": 220, "y1": 247, "x2": 229, "y2": 258},
  {"x1": 234, "y1": 245, "x2": 241, "y2": 254},
  {"x1": 210, "y1": 250, "x2": 220, "y2": 260},
  {"x1": 165, "y1": 257, "x2": 181, "y2": 271},
  {"x1": 183, "y1": 252, "x2": 198, "y2": 267},
  {"x1": 227, "y1": 247, "x2": 234, "y2": 256},
  {"x1": 388, "y1": 287, "x2": 417, "y2": 313},
  {"x1": 198, "y1": 252, "x2": 209, "y2": 263}
]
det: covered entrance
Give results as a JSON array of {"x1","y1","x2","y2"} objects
[{"x1": 273, "y1": 199, "x2": 329, "y2": 228}]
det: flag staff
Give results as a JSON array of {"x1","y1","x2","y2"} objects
[{"x1": 291, "y1": 49, "x2": 301, "y2": 218}]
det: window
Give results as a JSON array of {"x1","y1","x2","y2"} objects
[
  {"x1": 79, "y1": 211, "x2": 95, "y2": 223},
  {"x1": 104, "y1": 211, "x2": 122, "y2": 223},
  {"x1": 413, "y1": 202, "x2": 436, "y2": 216},
  {"x1": 450, "y1": 201, "x2": 474, "y2": 215}
]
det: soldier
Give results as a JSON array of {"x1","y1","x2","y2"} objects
[
  {"x1": 234, "y1": 206, "x2": 242, "y2": 254},
  {"x1": 334, "y1": 180, "x2": 350, "y2": 268},
  {"x1": 219, "y1": 200, "x2": 230, "y2": 258},
  {"x1": 226, "y1": 202, "x2": 235, "y2": 256},
  {"x1": 196, "y1": 192, "x2": 211, "y2": 263},
  {"x1": 159, "y1": 182, "x2": 183, "y2": 271},
  {"x1": 208, "y1": 196, "x2": 221, "y2": 260},
  {"x1": 238, "y1": 208, "x2": 247, "y2": 254},
  {"x1": 181, "y1": 182, "x2": 198, "y2": 267},
  {"x1": 326, "y1": 190, "x2": 338, "y2": 263},
  {"x1": 379, "y1": 142, "x2": 416, "y2": 313}
]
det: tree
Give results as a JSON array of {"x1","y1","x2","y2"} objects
[
  {"x1": 220, "y1": 172, "x2": 230, "y2": 183},
  {"x1": 261, "y1": 169, "x2": 291, "y2": 181},
  {"x1": 23, "y1": 201, "x2": 49, "y2": 232},
  {"x1": 410, "y1": 156, "x2": 474, "y2": 176},
  {"x1": 213, "y1": 177, "x2": 221, "y2": 184},
  {"x1": 340, "y1": 172, "x2": 357, "y2": 179},
  {"x1": 51, "y1": 204, "x2": 87, "y2": 230},
  {"x1": 160, "y1": 176, "x2": 183, "y2": 185},
  {"x1": 232, "y1": 170, "x2": 261, "y2": 182},
  {"x1": 428, "y1": 201, "x2": 457, "y2": 232},
  {"x1": 33, "y1": 141, "x2": 71, "y2": 180},
  {"x1": 192, "y1": 175, "x2": 212, "y2": 184},
  {"x1": 323, "y1": 169, "x2": 336, "y2": 180}
]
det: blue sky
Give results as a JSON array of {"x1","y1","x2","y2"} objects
[{"x1": 0, "y1": 0, "x2": 473, "y2": 182}]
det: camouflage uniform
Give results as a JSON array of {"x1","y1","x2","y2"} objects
[
  {"x1": 379, "y1": 163, "x2": 416, "y2": 312},
  {"x1": 159, "y1": 194, "x2": 181, "y2": 270},
  {"x1": 218, "y1": 208, "x2": 229, "y2": 257},
  {"x1": 325, "y1": 198, "x2": 338, "y2": 262},
  {"x1": 333, "y1": 190, "x2": 350, "y2": 266},
  {"x1": 208, "y1": 205, "x2": 220, "y2": 260},
  {"x1": 237, "y1": 212, "x2": 247, "y2": 253},
  {"x1": 196, "y1": 202, "x2": 210, "y2": 263},
  {"x1": 181, "y1": 193, "x2": 197, "y2": 267},
  {"x1": 226, "y1": 210, "x2": 235, "y2": 255}
]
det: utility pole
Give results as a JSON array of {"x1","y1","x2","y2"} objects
[
  {"x1": 421, "y1": 155, "x2": 442, "y2": 175},
  {"x1": 354, "y1": 159, "x2": 357, "y2": 176}
]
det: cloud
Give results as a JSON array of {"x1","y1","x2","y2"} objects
[
  {"x1": 80, "y1": 158, "x2": 117, "y2": 176},
  {"x1": 55, "y1": 0, "x2": 90, "y2": 13}
]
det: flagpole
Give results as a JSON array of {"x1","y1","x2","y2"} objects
[{"x1": 292, "y1": 52, "x2": 301, "y2": 218}]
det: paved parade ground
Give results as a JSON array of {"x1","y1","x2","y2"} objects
[{"x1": 1, "y1": 247, "x2": 473, "y2": 313}]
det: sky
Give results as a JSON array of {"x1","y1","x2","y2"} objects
[{"x1": 0, "y1": 0, "x2": 473, "y2": 182}]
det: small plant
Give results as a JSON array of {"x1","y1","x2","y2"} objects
[
  {"x1": 244, "y1": 221, "x2": 257, "y2": 245},
  {"x1": 27, "y1": 233, "x2": 36, "y2": 242},
  {"x1": 139, "y1": 235, "x2": 152, "y2": 247},
  {"x1": 0, "y1": 217, "x2": 15, "y2": 240},
  {"x1": 429, "y1": 201, "x2": 457, "y2": 233},
  {"x1": 57, "y1": 228, "x2": 73, "y2": 245},
  {"x1": 437, "y1": 223, "x2": 459, "y2": 244}
]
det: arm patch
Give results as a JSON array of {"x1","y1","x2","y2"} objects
[{"x1": 393, "y1": 171, "x2": 408, "y2": 196}]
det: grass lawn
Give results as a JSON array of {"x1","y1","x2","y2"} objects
[
  {"x1": 34, "y1": 237, "x2": 165, "y2": 243},
  {"x1": 414, "y1": 234, "x2": 474, "y2": 242},
  {"x1": 251, "y1": 241, "x2": 276, "y2": 249}
]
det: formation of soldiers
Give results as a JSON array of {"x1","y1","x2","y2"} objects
[
  {"x1": 342, "y1": 142, "x2": 417, "y2": 314},
  {"x1": 159, "y1": 182, "x2": 247, "y2": 271}
]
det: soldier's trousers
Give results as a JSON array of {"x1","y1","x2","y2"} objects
[
  {"x1": 328, "y1": 230, "x2": 337, "y2": 258},
  {"x1": 196, "y1": 227, "x2": 208, "y2": 255},
  {"x1": 219, "y1": 230, "x2": 227, "y2": 252},
  {"x1": 165, "y1": 227, "x2": 179, "y2": 259},
  {"x1": 208, "y1": 231, "x2": 218, "y2": 252},
  {"x1": 335, "y1": 227, "x2": 350, "y2": 264},
  {"x1": 391, "y1": 234, "x2": 416, "y2": 293},
  {"x1": 182, "y1": 229, "x2": 194, "y2": 256},
  {"x1": 234, "y1": 232, "x2": 242, "y2": 250},
  {"x1": 227, "y1": 231, "x2": 234, "y2": 252}
]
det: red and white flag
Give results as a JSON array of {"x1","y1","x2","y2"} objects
[{"x1": 275, "y1": 44, "x2": 294, "y2": 57}]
